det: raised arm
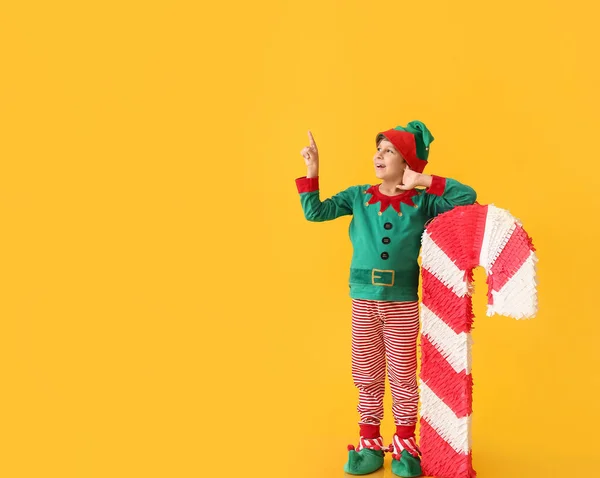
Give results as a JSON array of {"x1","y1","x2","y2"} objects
[{"x1": 296, "y1": 131, "x2": 355, "y2": 221}]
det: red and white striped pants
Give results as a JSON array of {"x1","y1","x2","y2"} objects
[{"x1": 351, "y1": 299, "x2": 420, "y2": 427}]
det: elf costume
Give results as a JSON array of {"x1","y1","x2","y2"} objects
[{"x1": 296, "y1": 121, "x2": 477, "y2": 476}]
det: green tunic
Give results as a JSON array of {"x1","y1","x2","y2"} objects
[{"x1": 296, "y1": 175, "x2": 477, "y2": 301}]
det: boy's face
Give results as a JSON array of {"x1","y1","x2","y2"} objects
[{"x1": 373, "y1": 139, "x2": 406, "y2": 182}]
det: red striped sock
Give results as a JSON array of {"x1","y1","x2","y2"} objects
[
  {"x1": 391, "y1": 434, "x2": 420, "y2": 459},
  {"x1": 356, "y1": 436, "x2": 384, "y2": 452}
]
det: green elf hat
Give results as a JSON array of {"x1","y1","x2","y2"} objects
[{"x1": 376, "y1": 120, "x2": 435, "y2": 173}]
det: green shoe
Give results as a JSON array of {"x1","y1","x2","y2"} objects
[
  {"x1": 391, "y1": 449, "x2": 422, "y2": 477},
  {"x1": 343, "y1": 447, "x2": 384, "y2": 475}
]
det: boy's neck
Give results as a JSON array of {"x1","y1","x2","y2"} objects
[{"x1": 378, "y1": 181, "x2": 405, "y2": 197}]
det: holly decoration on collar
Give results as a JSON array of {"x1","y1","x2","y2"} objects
[{"x1": 365, "y1": 185, "x2": 420, "y2": 214}]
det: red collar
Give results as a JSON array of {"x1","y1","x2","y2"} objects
[{"x1": 365, "y1": 185, "x2": 419, "y2": 214}]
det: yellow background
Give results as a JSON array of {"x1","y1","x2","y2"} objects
[{"x1": 1, "y1": 1, "x2": 599, "y2": 477}]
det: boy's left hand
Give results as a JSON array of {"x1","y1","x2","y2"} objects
[{"x1": 396, "y1": 166, "x2": 432, "y2": 190}]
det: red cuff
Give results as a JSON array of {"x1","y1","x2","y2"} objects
[
  {"x1": 296, "y1": 176, "x2": 319, "y2": 193},
  {"x1": 359, "y1": 424, "x2": 381, "y2": 439},
  {"x1": 395, "y1": 424, "x2": 416, "y2": 438},
  {"x1": 426, "y1": 175, "x2": 446, "y2": 196}
]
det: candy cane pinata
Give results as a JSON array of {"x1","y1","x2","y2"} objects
[{"x1": 418, "y1": 204, "x2": 538, "y2": 478}]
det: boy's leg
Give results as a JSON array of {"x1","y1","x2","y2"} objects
[
  {"x1": 351, "y1": 299, "x2": 386, "y2": 433},
  {"x1": 381, "y1": 301, "x2": 423, "y2": 476},
  {"x1": 345, "y1": 299, "x2": 386, "y2": 475},
  {"x1": 381, "y1": 300, "x2": 420, "y2": 431}
]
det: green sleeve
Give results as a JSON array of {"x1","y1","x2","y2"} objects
[
  {"x1": 424, "y1": 176, "x2": 477, "y2": 218},
  {"x1": 297, "y1": 178, "x2": 357, "y2": 222}
]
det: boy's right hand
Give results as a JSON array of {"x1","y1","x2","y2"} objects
[{"x1": 300, "y1": 130, "x2": 319, "y2": 178}]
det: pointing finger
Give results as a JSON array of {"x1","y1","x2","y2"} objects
[{"x1": 308, "y1": 130, "x2": 317, "y2": 149}]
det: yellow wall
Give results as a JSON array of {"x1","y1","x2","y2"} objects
[{"x1": 1, "y1": 1, "x2": 599, "y2": 476}]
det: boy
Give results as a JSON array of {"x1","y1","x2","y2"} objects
[{"x1": 295, "y1": 121, "x2": 477, "y2": 476}]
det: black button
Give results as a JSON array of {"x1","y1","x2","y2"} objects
[
  {"x1": 382, "y1": 237, "x2": 391, "y2": 244},
  {"x1": 381, "y1": 252, "x2": 389, "y2": 260},
  {"x1": 384, "y1": 222, "x2": 393, "y2": 230}
]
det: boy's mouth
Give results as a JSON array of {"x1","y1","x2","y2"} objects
[{"x1": 376, "y1": 164, "x2": 386, "y2": 169}]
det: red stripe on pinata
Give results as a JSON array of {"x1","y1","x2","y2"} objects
[
  {"x1": 425, "y1": 204, "x2": 488, "y2": 271},
  {"x1": 420, "y1": 335, "x2": 473, "y2": 418},
  {"x1": 420, "y1": 419, "x2": 476, "y2": 478},
  {"x1": 489, "y1": 224, "x2": 533, "y2": 292},
  {"x1": 422, "y1": 269, "x2": 474, "y2": 335},
  {"x1": 471, "y1": 204, "x2": 488, "y2": 265}
]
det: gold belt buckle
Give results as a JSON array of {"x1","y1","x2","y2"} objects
[{"x1": 371, "y1": 269, "x2": 395, "y2": 287}]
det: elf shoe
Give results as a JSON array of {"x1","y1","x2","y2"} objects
[
  {"x1": 389, "y1": 435, "x2": 422, "y2": 478},
  {"x1": 343, "y1": 436, "x2": 385, "y2": 475},
  {"x1": 391, "y1": 450, "x2": 422, "y2": 478}
]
